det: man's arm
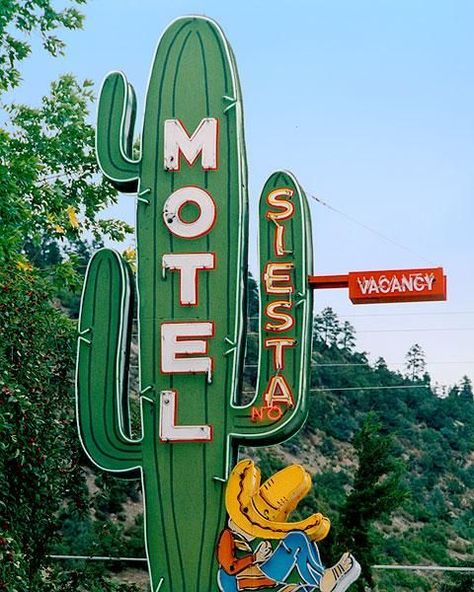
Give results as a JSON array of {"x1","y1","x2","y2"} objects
[{"x1": 217, "y1": 529, "x2": 256, "y2": 575}]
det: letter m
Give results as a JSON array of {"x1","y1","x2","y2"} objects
[{"x1": 164, "y1": 118, "x2": 218, "y2": 170}]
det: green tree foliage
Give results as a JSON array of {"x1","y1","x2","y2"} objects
[
  {"x1": 0, "y1": 0, "x2": 85, "y2": 93},
  {"x1": 0, "y1": 3, "x2": 141, "y2": 589},
  {"x1": 0, "y1": 263, "x2": 88, "y2": 590},
  {"x1": 314, "y1": 307, "x2": 341, "y2": 347},
  {"x1": 313, "y1": 307, "x2": 356, "y2": 353},
  {"x1": 264, "y1": 308, "x2": 473, "y2": 592},
  {"x1": 339, "y1": 320, "x2": 356, "y2": 352},
  {"x1": 405, "y1": 343, "x2": 427, "y2": 381},
  {"x1": 459, "y1": 375, "x2": 473, "y2": 401},
  {"x1": 243, "y1": 272, "x2": 259, "y2": 391},
  {"x1": 0, "y1": 74, "x2": 131, "y2": 270},
  {"x1": 33, "y1": 566, "x2": 142, "y2": 592},
  {"x1": 332, "y1": 413, "x2": 408, "y2": 591},
  {"x1": 438, "y1": 568, "x2": 474, "y2": 592}
]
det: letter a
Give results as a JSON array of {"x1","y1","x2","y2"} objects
[{"x1": 263, "y1": 375, "x2": 294, "y2": 407}]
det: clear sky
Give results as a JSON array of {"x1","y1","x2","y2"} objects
[{"x1": 11, "y1": 0, "x2": 474, "y2": 387}]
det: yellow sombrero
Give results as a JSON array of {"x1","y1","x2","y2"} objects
[{"x1": 225, "y1": 459, "x2": 331, "y2": 541}]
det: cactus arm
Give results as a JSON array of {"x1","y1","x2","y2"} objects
[
  {"x1": 230, "y1": 171, "x2": 313, "y2": 447},
  {"x1": 96, "y1": 71, "x2": 141, "y2": 193},
  {"x1": 76, "y1": 248, "x2": 142, "y2": 474}
]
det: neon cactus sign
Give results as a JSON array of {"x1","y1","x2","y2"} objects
[{"x1": 76, "y1": 16, "x2": 316, "y2": 592}]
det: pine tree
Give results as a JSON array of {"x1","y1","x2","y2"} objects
[
  {"x1": 405, "y1": 343, "x2": 426, "y2": 381},
  {"x1": 338, "y1": 320, "x2": 356, "y2": 352},
  {"x1": 332, "y1": 413, "x2": 408, "y2": 591},
  {"x1": 314, "y1": 307, "x2": 341, "y2": 347},
  {"x1": 459, "y1": 375, "x2": 473, "y2": 401}
]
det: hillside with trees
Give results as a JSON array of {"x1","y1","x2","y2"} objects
[
  {"x1": 249, "y1": 304, "x2": 474, "y2": 592},
  {"x1": 18, "y1": 289, "x2": 471, "y2": 592}
]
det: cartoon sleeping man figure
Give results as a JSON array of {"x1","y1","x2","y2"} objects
[{"x1": 216, "y1": 460, "x2": 360, "y2": 592}]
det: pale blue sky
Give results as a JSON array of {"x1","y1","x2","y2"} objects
[{"x1": 11, "y1": 0, "x2": 474, "y2": 386}]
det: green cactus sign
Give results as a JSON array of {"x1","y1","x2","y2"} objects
[{"x1": 76, "y1": 16, "x2": 362, "y2": 592}]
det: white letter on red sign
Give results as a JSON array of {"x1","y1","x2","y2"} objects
[
  {"x1": 163, "y1": 187, "x2": 216, "y2": 239},
  {"x1": 161, "y1": 322, "x2": 213, "y2": 382},
  {"x1": 159, "y1": 390, "x2": 212, "y2": 442},
  {"x1": 164, "y1": 118, "x2": 218, "y2": 170},
  {"x1": 162, "y1": 253, "x2": 215, "y2": 305}
]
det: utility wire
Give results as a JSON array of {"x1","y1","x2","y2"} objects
[
  {"x1": 248, "y1": 312, "x2": 474, "y2": 320},
  {"x1": 243, "y1": 362, "x2": 474, "y2": 368},
  {"x1": 321, "y1": 311, "x2": 474, "y2": 318},
  {"x1": 357, "y1": 327, "x2": 474, "y2": 333},
  {"x1": 48, "y1": 555, "x2": 147, "y2": 563},
  {"x1": 307, "y1": 191, "x2": 435, "y2": 266},
  {"x1": 131, "y1": 362, "x2": 472, "y2": 370},
  {"x1": 47, "y1": 556, "x2": 474, "y2": 572},
  {"x1": 241, "y1": 385, "x2": 429, "y2": 394},
  {"x1": 246, "y1": 329, "x2": 473, "y2": 336},
  {"x1": 309, "y1": 385, "x2": 429, "y2": 392},
  {"x1": 129, "y1": 313, "x2": 474, "y2": 333},
  {"x1": 128, "y1": 350, "x2": 472, "y2": 368},
  {"x1": 313, "y1": 361, "x2": 473, "y2": 367},
  {"x1": 372, "y1": 565, "x2": 474, "y2": 573}
]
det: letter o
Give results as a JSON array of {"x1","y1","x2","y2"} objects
[
  {"x1": 163, "y1": 186, "x2": 216, "y2": 239},
  {"x1": 266, "y1": 406, "x2": 283, "y2": 421}
]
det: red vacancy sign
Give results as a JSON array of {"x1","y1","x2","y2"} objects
[
  {"x1": 348, "y1": 267, "x2": 447, "y2": 304},
  {"x1": 308, "y1": 267, "x2": 447, "y2": 304}
]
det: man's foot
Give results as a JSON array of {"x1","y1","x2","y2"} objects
[{"x1": 319, "y1": 552, "x2": 361, "y2": 592}]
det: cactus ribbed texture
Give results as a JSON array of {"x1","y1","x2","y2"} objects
[{"x1": 76, "y1": 16, "x2": 313, "y2": 592}]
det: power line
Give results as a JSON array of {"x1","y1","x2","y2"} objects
[
  {"x1": 243, "y1": 361, "x2": 474, "y2": 368},
  {"x1": 324, "y1": 311, "x2": 474, "y2": 318},
  {"x1": 310, "y1": 385, "x2": 429, "y2": 392},
  {"x1": 248, "y1": 312, "x2": 474, "y2": 320},
  {"x1": 357, "y1": 327, "x2": 474, "y2": 333},
  {"x1": 372, "y1": 565, "x2": 474, "y2": 573},
  {"x1": 128, "y1": 313, "x2": 474, "y2": 333},
  {"x1": 47, "y1": 556, "x2": 474, "y2": 572},
  {"x1": 307, "y1": 191, "x2": 435, "y2": 266},
  {"x1": 129, "y1": 361, "x2": 472, "y2": 372},
  {"x1": 313, "y1": 361, "x2": 474, "y2": 366},
  {"x1": 242, "y1": 385, "x2": 429, "y2": 395},
  {"x1": 129, "y1": 362, "x2": 472, "y2": 371},
  {"x1": 246, "y1": 329, "x2": 473, "y2": 337},
  {"x1": 49, "y1": 555, "x2": 147, "y2": 563}
]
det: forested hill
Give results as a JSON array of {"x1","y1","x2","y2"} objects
[
  {"x1": 243, "y1": 303, "x2": 474, "y2": 592},
  {"x1": 51, "y1": 283, "x2": 473, "y2": 592}
]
